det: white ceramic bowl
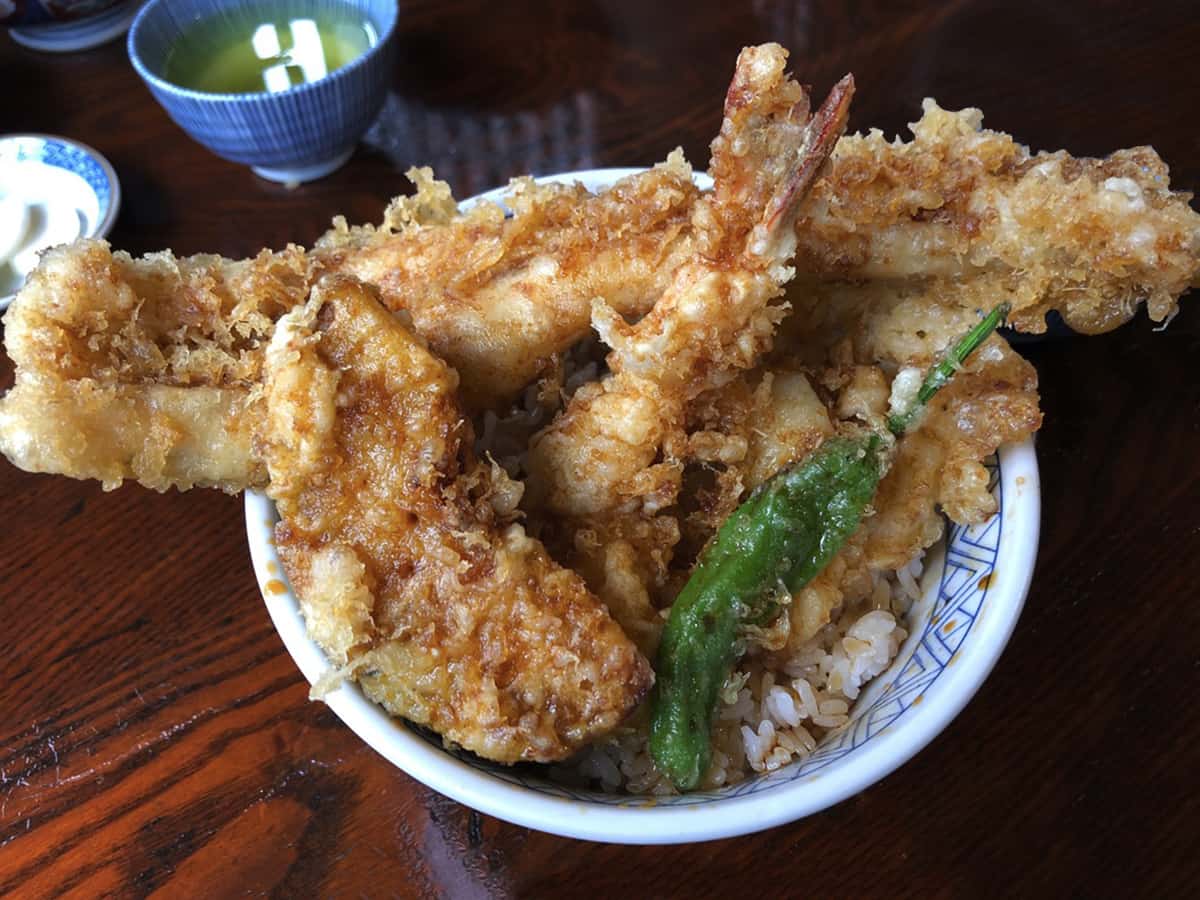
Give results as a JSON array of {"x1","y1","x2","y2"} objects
[{"x1": 245, "y1": 169, "x2": 1041, "y2": 843}]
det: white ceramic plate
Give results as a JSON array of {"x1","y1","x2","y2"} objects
[{"x1": 245, "y1": 169, "x2": 1040, "y2": 843}]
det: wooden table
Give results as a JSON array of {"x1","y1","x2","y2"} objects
[{"x1": 2, "y1": 1, "x2": 1198, "y2": 895}]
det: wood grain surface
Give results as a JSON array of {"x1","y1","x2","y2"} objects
[{"x1": 2, "y1": 1, "x2": 1199, "y2": 895}]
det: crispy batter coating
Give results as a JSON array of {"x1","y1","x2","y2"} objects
[
  {"x1": 3, "y1": 240, "x2": 310, "y2": 387},
  {"x1": 0, "y1": 40, "x2": 1196, "y2": 771},
  {"x1": 569, "y1": 323, "x2": 1042, "y2": 656},
  {"x1": 524, "y1": 47, "x2": 853, "y2": 654},
  {"x1": 4, "y1": 94, "x2": 1197, "y2": 495},
  {"x1": 794, "y1": 100, "x2": 1200, "y2": 333},
  {"x1": 318, "y1": 156, "x2": 700, "y2": 408},
  {"x1": 0, "y1": 162, "x2": 697, "y2": 491},
  {"x1": 866, "y1": 335, "x2": 1042, "y2": 562},
  {"x1": 710, "y1": 349, "x2": 1035, "y2": 648},
  {"x1": 528, "y1": 46, "x2": 853, "y2": 521},
  {"x1": 765, "y1": 313, "x2": 1040, "y2": 625},
  {"x1": 0, "y1": 241, "x2": 308, "y2": 490},
  {"x1": 264, "y1": 277, "x2": 651, "y2": 763},
  {"x1": 0, "y1": 379, "x2": 261, "y2": 492}
]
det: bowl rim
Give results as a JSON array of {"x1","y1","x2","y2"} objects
[
  {"x1": 0, "y1": 132, "x2": 121, "y2": 310},
  {"x1": 244, "y1": 167, "x2": 1041, "y2": 843},
  {"x1": 126, "y1": 0, "x2": 398, "y2": 103}
]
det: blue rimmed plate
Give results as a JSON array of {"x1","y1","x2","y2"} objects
[{"x1": 0, "y1": 134, "x2": 121, "y2": 309}]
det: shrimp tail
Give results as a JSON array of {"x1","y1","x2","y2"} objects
[{"x1": 762, "y1": 73, "x2": 855, "y2": 241}]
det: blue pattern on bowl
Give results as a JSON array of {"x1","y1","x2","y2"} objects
[
  {"x1": 403, "y1": 455, "x2": 1002, "y2": 806},
  {"x1": 127, "y1": 0, "x2": 396, "y2": 176}
]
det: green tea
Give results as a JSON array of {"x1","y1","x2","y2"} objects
[{"x1": 164, "y1": 2, "x2": 378, "y2": 94}]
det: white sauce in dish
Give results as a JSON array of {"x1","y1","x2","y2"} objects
[{"x1": 0, "y1": 161, "x2": 99, "y2": 298}]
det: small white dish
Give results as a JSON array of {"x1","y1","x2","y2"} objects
[
  {"x1": 244, "y1": 168, "x2": 1041, "y2": 843},
  {"x1": 0, "y1": 134, "x2": 120, "y2": 310},
  {"x1": 8, "y1": 0, "x2": 140, "y2": 53}
]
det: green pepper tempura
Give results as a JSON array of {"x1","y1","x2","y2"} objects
[{"x1": 649, "y1": 303, "x2": 1011, "y2": 790}]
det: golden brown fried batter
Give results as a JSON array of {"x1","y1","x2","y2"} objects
[
  {"x1": 524, "y1": 46, "x2": 853, "y2": 656},
  {"x1": 794, "y1": 100, "x2": 1200, "y2": 333},
  {"x1": 263, "y1": 277, "x2": 652, "y2": 763},
  {"x1": 0, "y1": 241, "x2": 308, "y2": 490},
  {"x1": 0, "y1": 162, "x2": 699, "y2": 491},
  {"x1": 528, "y1": 47, "x2": 853, "y2": 521},
  {"x1": 0, "y1": 379, "x2": 262, "y2": 492},
  {"x1": 4, "y1": 240, "x2": 310, "y2": 387},
  {"x1": 611, "y1": 330, "x2": 1041, "y2": 653},
  {"x1": 865, "y1": 335, "x2": 1043, "y2": 566},
  {"x1": 318, "y1": 157, "x2": 700, "y2": 408},
  {"x1": 4, "y1": 94, "x2": 1197, "y2": 496}
]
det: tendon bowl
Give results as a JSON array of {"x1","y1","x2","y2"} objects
[
  {"x1": 127, "y1": 0, "x2": 397, "y2": 183},
  {"x1": 245, "y1": 169, "x2": 1041, "y2": 844}
]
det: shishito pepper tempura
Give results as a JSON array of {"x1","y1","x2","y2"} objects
[{"x1": 1, "y1": 43, "x2": 1197, "y2": 789}]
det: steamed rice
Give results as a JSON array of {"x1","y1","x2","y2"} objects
[{"x1": 552, "y1": 555, "x2": 923, "y2": 794}]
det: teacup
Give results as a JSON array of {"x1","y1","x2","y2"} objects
[{"x1": 127, "y1": 0, "x2": 397, "y2": 183}]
